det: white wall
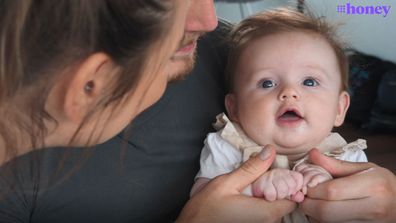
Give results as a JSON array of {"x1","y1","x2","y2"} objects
[
  {"x1": 215, "y1": 0, "x2": 396, "y2": 63},
  {"x1": 306, "y1": 0, "x2": 396, "y2": 63},
  {"x1": 215, "y1": 0, "x2": 291, "y2": 22}
]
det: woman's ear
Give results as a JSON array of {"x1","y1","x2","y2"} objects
[
  {"x1": 225, "y1": 93, "x2": 239, "y2": 122},
  {"x1": 334, "y1": 91, "x2": 350, "y2": 127},
  {"x1": 62, "y1": 53, "x2": 116, "y2": 124}
]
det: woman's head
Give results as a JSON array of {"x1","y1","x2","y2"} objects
[{"x1": 0, "y1": 0, "x2": 188, "y2": 161}]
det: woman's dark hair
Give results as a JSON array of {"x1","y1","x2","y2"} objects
[{"x1": 0, "y1": 0, "x2": 176, "y2": 162}]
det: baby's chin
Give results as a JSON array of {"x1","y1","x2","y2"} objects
[
  {"x1": 270, "y1": 141, "x2": 313, "y2": 157},
  {"x1": 252, "y1": 134, "x2": 322, "y2": 157}
]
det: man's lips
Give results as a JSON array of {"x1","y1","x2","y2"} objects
[{"x1": 174, "y1": 41, "x2": 196, "y2": 57}]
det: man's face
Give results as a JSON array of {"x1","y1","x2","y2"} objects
[{"x1": 167, "y1": 0, "x2": 218, "y2": 81}]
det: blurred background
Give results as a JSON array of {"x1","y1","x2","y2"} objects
[
  {"x1": 215, "y1": 0, "x2": 396, "y2": 173},
  {"x1": 215, "y1": 0, "x2": 396, "y2": 63}
]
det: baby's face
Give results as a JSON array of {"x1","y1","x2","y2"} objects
[{"x1": 226, "y1": 31, "x2": 349, "y2": 155}]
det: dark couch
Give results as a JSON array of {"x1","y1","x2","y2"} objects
[{"x1": 336, "y1": 122, "x2": 396, "y2": 174}]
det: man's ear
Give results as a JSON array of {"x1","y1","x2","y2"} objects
[
  {"x1": 225, "y1": 93, "x2": 239, "y2": 122},
  {"x1": 334, "y1": 91, "x2": 350, "y2": 127},
  {"x1": 62, "y1": 53, "x2": 116, "y2": 124}
]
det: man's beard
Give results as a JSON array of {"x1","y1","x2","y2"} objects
[
  {"x1": 169, "y1": 51, "x2": 196, "y2": 83},
  {"x1": 168, "y1": 32, "x2": 202, "y2": 83}
]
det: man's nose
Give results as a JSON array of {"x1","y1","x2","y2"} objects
[
  {"x1": 185, "y1": 0, "x2": 218, "y2": 33},
  {"x1": 278, "y1": 86, "x2": 300, "y2": 101}
]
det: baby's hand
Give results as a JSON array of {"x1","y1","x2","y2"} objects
[
  {"x1": 295, "y1": 163, "x2": 332, "y2": 195},
  {"x1": 251, "y1": 169, "x2": 304, "y2": 202}
]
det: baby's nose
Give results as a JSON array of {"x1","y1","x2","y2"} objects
[{"x1": 279, "y1": 87, "x2": 299, "y2": 100}]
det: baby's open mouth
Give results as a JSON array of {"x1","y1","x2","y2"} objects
[{"x1": 278, "y1": 110, "x2": 303, "y2": 121}]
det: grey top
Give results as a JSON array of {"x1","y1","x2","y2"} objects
[{"x1": 0, "y1": 21, "x2": 230, "y2": 223}]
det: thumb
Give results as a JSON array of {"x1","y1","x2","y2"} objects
[
  {"x1": 224, "y1": 145, "x2": 276, "y2": 191},
  {"x1": 309, "y1": 148, "x2": 376, "y2": 177}
]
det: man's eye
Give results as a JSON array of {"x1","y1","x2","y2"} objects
[
  {"x1": 302, "y1": 78, "x2": 318, "y2": 87},
  {"x1": 261, "y1": 80, "x2": 275, "y2": 88}
]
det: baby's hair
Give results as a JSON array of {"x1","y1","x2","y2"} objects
[
  {"x1": 226, "y1": 8, "x2": 348, "y2": 93},
  {"x1": 0, "y1": 0, "x2": 176, "y2": 161}
]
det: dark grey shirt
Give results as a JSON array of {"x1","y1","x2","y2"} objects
[{"x1": 0, "y1": 21, "x2": 230, "y2": 223}]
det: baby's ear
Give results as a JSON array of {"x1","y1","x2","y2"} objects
[
  {"x1": 225, "y1": 93, "x2": 239, "y2": 122},
  {"x1": 334, "y1": 91, "x2": 350, "y2": 127},
  {"x1": 62, "y1": 53, "x2": 116, "y2": 124}
]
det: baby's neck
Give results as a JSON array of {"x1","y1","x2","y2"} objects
[
  {"x1": 272, "y1": 152, "x2": 309, "y2": 169},
  {"x1": 287, "y1": 152, "x2": 309, "y2": 162}
]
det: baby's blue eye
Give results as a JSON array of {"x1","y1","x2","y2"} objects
[
  {"x1": 261, "y1": 80, "x2": 275, "y2": 88},
  {"x1": 303, "y1": 78, "x2": 318, "y2": 87}
]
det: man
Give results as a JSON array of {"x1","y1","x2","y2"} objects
[{"x1": 1, "y1": 1, "x2": 395, "y2": 222}]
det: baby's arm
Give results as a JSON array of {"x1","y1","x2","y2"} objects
[{"x1": 250, "y1": 168, "x2": 304, "y2": 202}]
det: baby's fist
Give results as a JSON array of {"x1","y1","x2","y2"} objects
[
  {"x1": 295, "y1": 163, "x2": 332, "y2": 194},
  {"x1": 252, "y1": 169, "x2": 304, "y2": 201}
]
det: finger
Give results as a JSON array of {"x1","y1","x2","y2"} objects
[
  {"x1": 274, "y1": 178, "x2": 290, "y2": 199},
  {"x1": 302, "y1": 170, "x2": 317, "y2": 186},
  {"x1": 301, "y1": 197, "x2": 371, "y2": 222},
  {"x1": 302, "y1": 169, "x2": 332, "y2": 188},
  {"x1": 306, "y1": 167, "x2": 378, "y2": 200},
  {"x1": 262, "y1": 181, "x2": 277, "y2": 201},
  {"x1": 309, "y1": 217, "x2": 364, "y2": 223},
  {"x1": 224, "y1": 145, "x2": 276, "y2": 191},
  {"x1": 251, "y1": 173, "x2": 273, "y2": 198},
  {"x1": 290, "y1": 191, "x2": 304, "y2": 203},
  {"x1": 309, "y1": 149, "x2": 376, "y2": 177},
  {"x1": 307, "y1": 173, "x2": 331, "y2": 188},
  {"x1": 229, "y1": 197, "x2": 296, "y2": 222},
  {"x1": 295, "y1": 163, "x2": 310, "y2": 172},
  {"x1": 284, "y1": 174, "x2": 297, "y2": 196},
  {"x1": 301, "y1": 168, "x2": 323, "y2": 186},
  {"x1": 287, "y1": 172, "x2": 303, "y2": 195}
]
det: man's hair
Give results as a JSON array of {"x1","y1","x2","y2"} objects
[
  {"x1": 0, "y1": 0, "x2": 176, "y2": 161},
  {"x1": 226, "y1": 8, "x2": 348, "y2": 93}
]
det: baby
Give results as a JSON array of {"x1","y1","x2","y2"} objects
[{"x1": 191, "y1": 8, "x2": 367, "y2": 223}]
